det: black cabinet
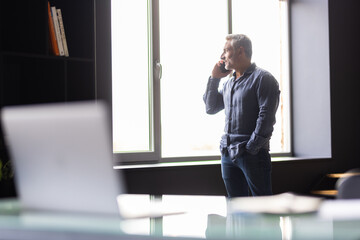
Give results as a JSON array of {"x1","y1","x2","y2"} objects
[
  {"x1": 0, "y1": 0, "x2": 96, "y2": 107},
  {"x1": 0, "y1": 0, "x2": 102, "y2": 198}
]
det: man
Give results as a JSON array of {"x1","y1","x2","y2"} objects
[{"x1": 203, "y1": 34, "x2": 280, "y2": 197}]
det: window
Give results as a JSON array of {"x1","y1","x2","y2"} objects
[
  {"x1": 111, "y1": 0, "x2": 152, "y2": 153},
  {"x1": 231, "y1": 0, "x2": 291, "y2": 154},
  {"x1": 159, "y1": 0, "x2": 228, "y2": 158},
  {"x1": 111, "y1": 0, "x2": 291, "y2": 164}
]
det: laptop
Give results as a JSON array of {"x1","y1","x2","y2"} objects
[
  {"x1": 1, "y1": 101, "x2": 187, "y2": 219},
  {"x1": 1, "y1": 101, "x2": 125, "y2": 216}
]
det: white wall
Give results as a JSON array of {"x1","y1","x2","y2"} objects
[{"x1": 291, "y1": 0, "x2": 331, "y2": 157}]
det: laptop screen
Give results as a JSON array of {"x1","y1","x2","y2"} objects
[{"x1": 1, "y1": 101, "x2": 125, "y2": 216}]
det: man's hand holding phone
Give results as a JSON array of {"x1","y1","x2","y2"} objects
[{"x1": 211, "y1": 60, "x2": 231, "y2": 79}]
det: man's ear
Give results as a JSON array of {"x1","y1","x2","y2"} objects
[
  {"x1": 234, "y1": 46, "x2": 242, "y2": 57},
  {"x1": 237, "y1": 46, "x2": 244, "y2": 56}
]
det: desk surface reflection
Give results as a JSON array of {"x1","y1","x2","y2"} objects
[{"x1": 0, "y1": 194, "x2": 360, "y2": 240}]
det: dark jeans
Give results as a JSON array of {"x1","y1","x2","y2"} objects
[{"x1": 221, "y1": 148, "x2": 272, "y2": 198}]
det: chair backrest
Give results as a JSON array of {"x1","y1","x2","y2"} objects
[{"x1": 336, "y1": 170, "x2": 360, "y2": 199}]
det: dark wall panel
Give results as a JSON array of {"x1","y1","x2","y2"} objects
[{"x1": 328, "y1": 0, "x2": 360, "y2": 173}]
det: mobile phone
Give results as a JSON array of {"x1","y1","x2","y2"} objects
[{"x1": 219, "y1": 61, "x2": 228, "y2": 73}]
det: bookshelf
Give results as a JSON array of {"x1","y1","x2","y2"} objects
[
  {"x1": 0, "y1": 0, "x2": 96, "y2": 107},
  {"x1": 0, "y1": 0, "x2": 107, "y2": 198}
]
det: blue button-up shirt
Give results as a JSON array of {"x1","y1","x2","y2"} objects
[{"x1": 203, "y1": 63, "x2": 280, "y2": 159}]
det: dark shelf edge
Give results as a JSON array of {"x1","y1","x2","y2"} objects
[{"x1": 0, "y1": 51, "x2": 94, "y2": 62}]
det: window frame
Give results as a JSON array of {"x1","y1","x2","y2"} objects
[{"x1": 112, "y1": 0, "x2": 292, "y2": 165}]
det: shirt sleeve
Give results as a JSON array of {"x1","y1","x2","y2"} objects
[
  {"x1": 203, "y1": 76, "x2": 224, "y2": 115},
  {"x1": 246, "y1": 73, "x2": 280, "y2": 154}
]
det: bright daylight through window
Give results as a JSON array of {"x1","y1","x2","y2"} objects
[{"x1": 111, "y1": 0, "x2": 291, "y2": 163}]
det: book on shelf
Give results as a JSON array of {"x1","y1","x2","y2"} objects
[
  {"x1": 50, "y1": 6, "x2": 64, "y2": 56},
  {"x1": 47, "y1": 2, "x2": 59, "y2": 56},
  {"x1": 56, "y1": 9, "x2": 69, "y2": 57}
]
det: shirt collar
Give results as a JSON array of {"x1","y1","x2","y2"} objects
[{"x1": 232, "y1": 63, "x2": 257, "y2": 78}]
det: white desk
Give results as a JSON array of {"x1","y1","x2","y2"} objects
[{"x1": 0, "y1": 195, "x2": 360, "y2": 240}]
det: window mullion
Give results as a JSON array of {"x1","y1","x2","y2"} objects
[
  {"x1": 228, "y1": 0, "x2": 233, "y2": 34},
  {"x1": 151, "y1": 0, "x2": 162, "y2": 162}
]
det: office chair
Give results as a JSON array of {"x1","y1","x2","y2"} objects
[{"x1": 336, "y1": 168, "x2": 360, "y2": 199}]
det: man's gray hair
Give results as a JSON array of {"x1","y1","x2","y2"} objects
[{"x1": 226, "y1": 34, "x2": 252, "y2": 59}]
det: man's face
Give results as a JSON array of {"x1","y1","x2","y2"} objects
[{"x1": 221, "y1": 40, "x2": 238, "y2": 70}]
